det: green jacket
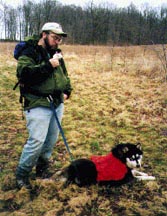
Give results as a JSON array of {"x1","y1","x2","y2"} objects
[{"x1": 16, "y1": 36, "x2": 72, "y2": 110}]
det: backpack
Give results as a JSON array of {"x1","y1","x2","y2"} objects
[
  {"x1": 14, "y1": 41, "x2": 28, "y2": 60},
  {"x1": 13, "y1": 41, "x2": 38, "y2": 104}
]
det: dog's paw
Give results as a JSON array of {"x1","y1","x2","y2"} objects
[
  {"x1": 135, "y1": 175, "x2": 156, "y2": 181},
  {"x1": 132, "y1": 169, "x2": 155, "y2": 181},
  {"x1": 132, "y1": 170, "x2": 148, "y2": 177}
]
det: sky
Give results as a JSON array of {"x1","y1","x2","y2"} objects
[{"x1": 2, "y1": 0, "x2": 167, "y2": 9}]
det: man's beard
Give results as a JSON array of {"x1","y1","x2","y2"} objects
[{"x1": 44, "y1": 36, "x2": 58, "y2": 51}]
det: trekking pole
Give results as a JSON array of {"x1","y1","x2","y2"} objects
[{"x1": 47, "y1": 95, "x2": 74, "y2": 161}]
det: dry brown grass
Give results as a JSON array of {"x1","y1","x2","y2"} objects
[{"x1": 0, "y1": 42, "x2": 166, "y2": 215}]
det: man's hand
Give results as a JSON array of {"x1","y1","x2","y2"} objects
[
  {"x1": 49, "y1": 58, "x2": 60, "y2": 68},
  {"x1": 49, "y1": 53, "x2": 63, "y2": 68},
  {"x1": 53, "y1": 53, "x2": 62, "y2": 60},
  {"x1": 64, "y1": 94, "x2": 68, "y2": 100}
]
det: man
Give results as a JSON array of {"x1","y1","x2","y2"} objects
[{"x1": 15, "y1": 22, "x2": 73, "y2": 189}]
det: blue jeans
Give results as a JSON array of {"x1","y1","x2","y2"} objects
[{"x1": 16, "y1": 103, "x2": 64, "y2": 177}]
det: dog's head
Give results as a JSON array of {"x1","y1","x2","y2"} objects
[{"x1": 112, "y1": 143, "x2": 143, "y2": 169}]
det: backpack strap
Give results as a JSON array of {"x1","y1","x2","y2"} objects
[{"x1": 13, "y1": 81, "x2": 20, "y2": 90}]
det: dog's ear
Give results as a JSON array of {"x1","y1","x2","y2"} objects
[
  {"x1": 136, "y1": 142, "x2": 142, "y2": 150},
  {"x1": 122, "y1": 146, "x2": 129, "y2": 153},
  {"x1": 117, "y1": 146, "x2": 129, "y2": 157}
]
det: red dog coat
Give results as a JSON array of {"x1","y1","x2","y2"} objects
[{"x1": 90, "y1": 153, "x2": 128, "y2": 181}]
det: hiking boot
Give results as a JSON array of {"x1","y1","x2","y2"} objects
[
  {"x1": 16, "y1": 176, "x2": 32, "y2": 190},
  {"x1": 36, "y1": 157, "x2": 53, "y2": 178}
]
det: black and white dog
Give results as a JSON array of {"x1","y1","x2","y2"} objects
[{"x1": 61, "y1": 143, "x2": 155, "y2": 187}]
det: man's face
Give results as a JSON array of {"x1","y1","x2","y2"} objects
[{"x1": 43, "y1": 32, "x2": 62, "y2": 49}]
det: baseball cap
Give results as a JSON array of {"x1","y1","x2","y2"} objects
[{"x1": 41, "y1": 22, "x2": 67, "y2": 37}]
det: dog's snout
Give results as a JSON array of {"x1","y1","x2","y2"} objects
[{"x1": 136, "y1": 164, "x2": 141, "y2": 168}]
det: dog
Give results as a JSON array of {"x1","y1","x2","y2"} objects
[{"x1": 61, "y1": 143, "x2": 155, "y2": 187}]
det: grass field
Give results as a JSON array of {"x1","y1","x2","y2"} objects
[{"x1": 0, "y1": 42, "x2": 167, "y2": 215}]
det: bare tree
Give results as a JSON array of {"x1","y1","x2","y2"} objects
[
  {"x1": 17, "y1": 6, "x2": 23, "y2": 41},
  {"x1": 22, "y1": 0, "x2": 34, "y2": 37},
  {"x1": 6, "y1": 8, "x2": 17, "y2": 40},
  {"x1": 1, "y1": 2, "x2": 8, "y2": 39}
]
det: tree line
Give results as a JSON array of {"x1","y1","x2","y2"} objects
[{"x1": 0, "y1": 0, "x2": 167, "y2": 45}]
